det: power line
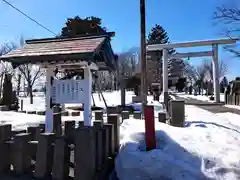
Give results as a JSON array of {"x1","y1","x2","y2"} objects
[{"x1": 2, "y1": 0, "x2": 57, "y2": 36}]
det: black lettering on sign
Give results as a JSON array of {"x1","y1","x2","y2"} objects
[
  {"x1": 62, "y1": 84, "x2": 65, "y2": 94},
  {"x1": 50, "y1": 98, "x2": 53, "y2": 108},
  {"x1": 79, "y1": 88, "x2": 84, "y2": 92},
  {"x1": 50, "y1": 76, "x2": 54, "y2": 86}
]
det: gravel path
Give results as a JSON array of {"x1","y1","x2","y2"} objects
[{"x1": 171, "y1": 94, "x2": 240, "y2": 115}]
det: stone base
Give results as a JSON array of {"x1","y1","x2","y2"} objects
[
  {"x1": 0, "y1": 106, "x2": 9, "y2": 111},
  {"x1": 132, "y1": 96, "x2": 141, "y2": 103}
]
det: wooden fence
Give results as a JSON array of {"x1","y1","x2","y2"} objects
[
  {"x1": 225, "y1": 94, "x2": 240, "y2": 105},
  {"x1": 0, "y1": 110, "x2": 123, "y2": 180}
]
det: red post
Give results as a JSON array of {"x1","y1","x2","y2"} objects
[{"x1": 144, "y1": 105, "x2": 156, "y2": 151}]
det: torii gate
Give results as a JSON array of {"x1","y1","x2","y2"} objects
[{"x1": 147, "y1": 38, "x2": 238, "y2": 107}]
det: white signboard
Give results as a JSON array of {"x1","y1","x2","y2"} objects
[{"x1": 52, "y1": 79, "x2": 87, "y2": 104}]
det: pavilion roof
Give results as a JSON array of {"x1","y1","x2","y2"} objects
[{"x1": 0, "y1": 33, "x2": 117, "y2": 70}]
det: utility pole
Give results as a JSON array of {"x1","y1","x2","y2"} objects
[{"x1": 140, "y1": 0, "x2": 147, "y2": 111}]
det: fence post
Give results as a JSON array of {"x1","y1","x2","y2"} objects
[
  {"x1": 107, "y1": 114, "x2": 120, "y2": 153},
  {"x1": 228, "y1": 95, "x2": 231, "y2": 105},
  {"x1": 20, "y1": 99, "x2": 23, "y2": 111},
  {"x1": 27, "y1": 126, "x2": 37, "y2": 141},
  {"x1": 95, "y1": 111, "x2": 103, "y2": 122},
  {"x1": 75, "y1": 127, "x2": 96, "y2": 180},
  {"x1": 35, "y1": 133, "x2": 55, "y2": 179},
  {"x1": 144, "y1": 106, "x2": 156, "y2": 151},
  {"x1": 94, "y1": 121, "x2": 104, "y2": 172},
  {"x1": 121, "y1": 111, "x2": 130, "y2": 120},
  {"x1": 64, "y1": 121, "x2": 75, "y2": 144},
  {"x1": 236, "y1": 95, "x2": 239, "y2": 105},
  {"x1": 0, "y1": 124, "x2": 12, "y2": 173},
  {"x1": 52, "y1": 136, "x2": 70, "y2": 180},
  {"x1": 12, "y1": 133, "x2": 31, "y2": 175},
  {"x1": 53, "y1": 106, "x2": 62, "y2": 136},
  {"x1": 104, "y1": 124, "x2": 114, "y2": 157},
  {"x1": 224, "y1": 89, "x2": 228, "y2": 104},
  {"x1": 237, "y1": 95, "x2": 240, "y2": 105},
  {"x1": 133, "y1": 111, "x2": 142, "y2": 119},
  {"x1": 78, "y1": 121, "x2": 84, "y2": 128},
  {"x1": 102, "y1": 125, "x2": 110, "y2": 161}
]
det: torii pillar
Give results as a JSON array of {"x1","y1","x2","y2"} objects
[
  {"x1": 212, "y1": 44, "x2": 220, "y2": 103},
  {"x1": 162, "y1": 48, "x2": 169, "y2": 108}
]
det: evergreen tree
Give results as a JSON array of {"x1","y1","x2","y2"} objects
[
  {"x1": 146, "y1": 24, "x2": 185, "y2": 87},
  {"x1": 2, "y1": 74, "x2": 13, "y2": 108},
  {"x1": 60, "y1": 16, "x2": 107, "y2": 37},
  {"x1": 147, "y1": 24, "x2": 174, "y2": 58}
]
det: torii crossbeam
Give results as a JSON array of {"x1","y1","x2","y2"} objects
[{"x1": 147, "y1": 38, "x2": 238, "y2": 107}]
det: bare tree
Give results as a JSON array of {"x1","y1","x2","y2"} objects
[
  {"x1": 202, "y1": 59, "x2": 228, "y2": 80},
  {"x1": 118, "y1": 50, "x2": 139, "y2": 77},
  {"x1": 213, "y1": 2, "x2": 240, "y2": 56},
  {"x1": 184, "y1": 62, "x2": 198, "y2": 83},
  {"x1": 18, "y1": 64, "x2": 43, "y2": 104}
]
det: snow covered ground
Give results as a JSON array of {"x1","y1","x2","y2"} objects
[
  {"x1": 20, "y1": 91, "x2": 159, "y2": 112},
  {"x1": 20, "y1": 91, "x2": 136, "y2": 111},
  {"x1": 175, "y1": 92, "x2": 225, "y2": 102},
  {"x1": 115, "y1": 105, "x2": 240, "y2": 180},
  {"x1": 2, "y1": 91, "x2": 160, "y2": 130},
  {"x1": 175, "y1": 92, "x2": 240, "y2": 110},
  {"x1": 1, "y1": 91, "x2": 240, "y2": 179}
]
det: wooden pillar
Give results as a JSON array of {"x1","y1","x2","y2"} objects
[
  {"x1": 84, "y1": 67, "x2": 93, "y2": 126},
  {"x1": 163, "y1": 48, "x2": 169, "y2": 109},
  {"x1": 212, "y1": 44, "x2": 220, "y2": 103},
  {"x1": 45, "y1": 67, "x2": 55, "y2": 133}
]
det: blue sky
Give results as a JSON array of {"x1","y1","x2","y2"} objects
[{"x1": 0, "y1": 0, "x2": 239, "y2": 80}]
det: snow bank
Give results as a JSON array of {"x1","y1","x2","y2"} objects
[
  {"x1": 116, "y1": 105, "x2": 240, "y2": 180},
  {"x1": 176, "y1": 93, "x2": 225, "y2": 103}
]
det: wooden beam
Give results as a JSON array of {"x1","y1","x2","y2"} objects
[
  {"x1": 170, "y1": 51, "x2": 213, "y2": 59},
  {"x1": 147, "y1": 38, "x2": 238, "y2": 51}
]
